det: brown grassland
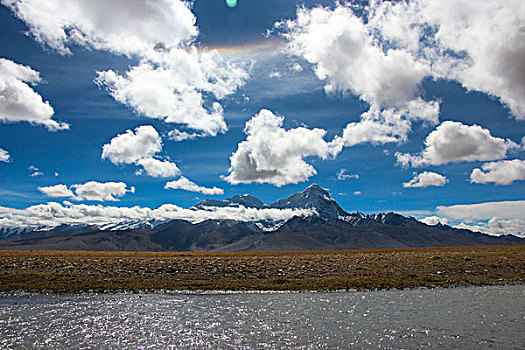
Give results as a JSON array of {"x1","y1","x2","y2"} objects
[{"x1": 0, "y1": 245, "x2": 523, "y2": 293}]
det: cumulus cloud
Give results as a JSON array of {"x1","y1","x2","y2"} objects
[
  {"x1": 336, "y1": 169, "x2": 359, "y2": 181},
  {"x1": 420, "y1": 0, "x2": 525, "y2": 119},
  {"x1": 368, "y1": 0, "x2": 525, "y2": 119},
  {"x1": 38, "y1": 184, "x2": 73, "y2": 198},
  {"x1": 281, "y1": 1, "x2": 525, "y2": 150},
  {"x1": 165, "y1": 176, "x2": 224, "y2": 195},
  {"x1": 95, "y1": 49, "x2": 247, "y2": 136},
  {"x1": 282, "y1": 6, "x2": 429, "y2": 109},
  {"x1": 0, "y1": 202, "x2": 314, "y2": 230},
  {"x1": 341, "y1": 109, "x2": 410, "y2": 147},
  {"x1": 0, "y1": 58, "x2": 68, "y2": 131},
  {"x1": 102, "y1": 125, "x2": 179, "y2": 178},
  {"x1": 403, "y1": 171, "x2": 448, "y2": 188},
  {"x1": 71, "y1": 181, "x2": 134, "y2": 201},
  {"x1": 0, "y1": 148, "x2": 10, "y2": 162},
  {"x1": 341, "y1": 101, "x2": 439, "y2": 146},
  {"x1": 1, "y1": 0, "x2": 197, "y2": 56},
  {"x1": 280, "y1": 5, "x2": 440, "y2": 147},
  {"x1": 39, "y1": 181, "x2": 134, "y2": 201},
  {"x1": 4, "y1": 0, "x2": 248, "y2": 137},
  {"x1": 396, "y1": 121, "x2": 518, "y2": 167},
  {"x1": 101, "y1": 125, "x2": 161, "y2": 164},
  {"x1": 136, "y1": 158, "x2": 180, "y2": 178},
  {"x1": 225, "y1": 109, "x2": 342, "y2": 186},
  {"x1": 470, "y1": 159, "x2": 525, "y2": 185}
]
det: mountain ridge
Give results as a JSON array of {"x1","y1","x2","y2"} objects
[{"x1": 0, "y1": 184, "x2": 522, "y2": 251}]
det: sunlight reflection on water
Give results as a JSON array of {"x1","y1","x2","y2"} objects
[{"x1": 1, "y1": 285, "x2": 524, "y2": 349}]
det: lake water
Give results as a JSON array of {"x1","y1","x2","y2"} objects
[{"x1": 1, "y1": 285, "x2": 523, "y2": 349}]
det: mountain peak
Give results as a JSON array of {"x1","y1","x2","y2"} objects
[
  {"x1": 302, "y1": 183, "x2": 329, "y2": 195},
  {"x1": 306, "y1": 183, "x2": 322, "y2": 190},
  {"x1": 192, "y1": 184, "x2": 346, "y2": 219},
  {"x1": 229, "y1": 194, "x2": 265, "y2": 208},
  {"x1": 271, "y1": 184, "x2": 348, "y2": 219}
]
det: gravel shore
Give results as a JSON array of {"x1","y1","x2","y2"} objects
[{"x1": 1, "y1": 246, "x2": 523, "y2": 293}]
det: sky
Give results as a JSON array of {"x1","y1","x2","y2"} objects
[{"x1": 0, "y1": 0, "x2": 524, "y2": 236}]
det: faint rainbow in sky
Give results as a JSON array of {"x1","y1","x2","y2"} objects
[{"x1": 196, "y1": 39, "x2": 285, "y2": 58}]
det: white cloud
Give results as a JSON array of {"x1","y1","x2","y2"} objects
[
  {"x1": 0, "y1": 202, "x2": 314, "y2": 230},
  {"x1": 38, "y1": 184, "x2": 73, "y2": 198},
  {"x1": 424, "y1": 199, "x2": 525, "y2": 237},
  {"x1": 0, "y1": 58, "x2": 68, "y2": 131},
  {"x1": 403, "y1": 171, "x2": 448, "y2": 188},
  {"x1": 420, "y1": 216, "x2": 448, "y2": 226},
  {"x1": 282, "y1": 6, "x2": 430, "y2": 109},
  {"x1": 421, "y1": 0, "x2": 525, "y2": 119},
  {"x1": 341, "y1": 102, "x2": 439, "y2": 146},
  {"x1": 136, "y1": 158, "x2": 180, "y2": 178},
  {"x1": 336, "y1": 168, "x2": 359, "y2": 181},
  {"x1": 95, "y1": 49, "x2": 247, "y2": 136},
  {"x1": 341, "y1": 109, "x2": 410, "y2": 147},
  {"x1": 396, "y1": 121, "x2": 518, "y2": 167},
  {"x1": 353, "y1": 191, "x2": 361, "y2": 196},
  {"x1": 366, "y1": 0, "x2": 525, "y2": 119},
  {"x1": 102, "y1": 125, "x2": 179, "y2": 178},
  {"x1": 281, "y1": 1, "x2": 525, "y2": 151},
  {"x1": 454, "y1": 218, "x2": 525, "y2": 238},
  {"x1": 281, "y1": 5, "x2": 440, "y2": 147},
  {"x1": 0, "y1": 148, "x2": 10, "y2": 162},
  {"x1": 291, "y1": 63, "x2": 303, "y2": 72},
  {"x1": 437, "y1": 200, "x2": 525, "y2": 221},
  {"x1": 224, "y1": 109, "x2": 342, "y2": 186},
  {"x1": 3, "y1": 1, "x2": 248, "y2": 137},
  {"x1": 28, "y1": 165, "x2": 43, "y2": 177},
  {"x1": 167, "y1": 129, "x2": 201, "y2": 142},
  {"x1": 165, "y1": 176, "x2": 224, "y2": 195},
  {"x1": 38, "y1": 181, "x2": 134, "y2": 202},
  {"x1": 470, "y1": 159, "x2": 525, "y2": 185},
  {"x1": 1, "y1": 0, "x2": 197, "y2": 57},
  {"x1": 101, "y1": 125, "x2": 161, "y2": 164},
  {"x1": 71, "y1": 181, "x2": 134, "y2": 202}
]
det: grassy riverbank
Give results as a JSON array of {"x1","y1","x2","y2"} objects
[{"x1": 1, "y1": 245, "x2": 523, "y2": 293}]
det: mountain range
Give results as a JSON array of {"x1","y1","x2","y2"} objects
[{"x1": 0, "y1": 184, "x2": 522, "y2": 251}]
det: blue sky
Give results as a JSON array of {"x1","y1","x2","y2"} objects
[{"x1": 0, "y1": 0, "x2": 524, "y2": 236}]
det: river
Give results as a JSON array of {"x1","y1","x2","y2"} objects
[{"x1": 1, "y1": 285, "x2": 523, "y2": 349}]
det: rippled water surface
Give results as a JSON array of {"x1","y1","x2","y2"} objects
[{"x1": 1, "y1": 285, "x2": 524, "y2": 349}]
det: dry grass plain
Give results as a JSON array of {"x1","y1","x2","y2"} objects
[{"x1": 1, "y1": 245, "x2": 523, "y2": 293}]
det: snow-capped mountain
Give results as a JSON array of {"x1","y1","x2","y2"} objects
[
  {"x1": 0, "y1": 184, "x2": 523, "y2": 251},
  {"x1": 270, "y1": 184, "x2": 349, "y2": 219},
  {"x1": 194, "y1": 184, "x2": 349, "y2": 220}
]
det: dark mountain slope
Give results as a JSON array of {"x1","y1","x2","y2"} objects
[
  {"x1": 0, "y1": 184, "x2": 522, "y2": 251},
  {"x1": 151, "y1": 219, "x2": 262, "y2": 251}
]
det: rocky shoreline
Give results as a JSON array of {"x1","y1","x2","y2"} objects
[{"x1": 1, "y1": 245, "x2": 523, "y2": 293}]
